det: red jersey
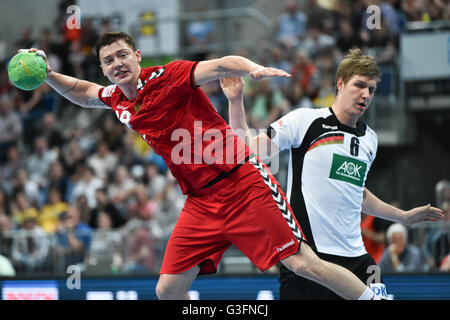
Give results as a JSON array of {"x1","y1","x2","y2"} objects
[{"x1": 98, "y1": 60, "x2": 250, "y2": 195}]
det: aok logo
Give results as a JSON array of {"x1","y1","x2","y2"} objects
[
  {"x1": 337, "y1": 161, "x2": 362, "y2": 178},
  {"x1": 329, "y1": 154, "x2": 367, "y2": 187}
]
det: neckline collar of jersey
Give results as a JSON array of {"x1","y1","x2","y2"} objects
[{"x1": 329, "y1": 107, "x2": 366, "y2": 136}]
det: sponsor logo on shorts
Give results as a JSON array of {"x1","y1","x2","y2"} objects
[
  {"x1": 276, "y1": 239, "x2": 295, "y2": 253},
  {"x1": 329, "y1": 153, "x2": 367, "y2": 187}
]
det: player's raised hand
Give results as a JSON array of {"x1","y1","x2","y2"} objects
[
  {"x1": 19, "y1": 48, "x2": 52, "y2": 74},
  {"x1": 404, "y1": 204, "x2": 444, "y2": 225},
  {"x1": 220, "y1": 77, "x2": 244, "y2": 103},
  {"x1": 249, "y1": 67, "x2": 291, "y2": 80}
]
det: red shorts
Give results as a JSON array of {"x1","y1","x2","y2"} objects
[{"x1": 160, "y1": 155, "x2": 306, "y2": 275}]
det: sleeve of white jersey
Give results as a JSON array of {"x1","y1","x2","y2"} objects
[{"x1": 269, "y1": 108, "x2": 318, "y2": 151}]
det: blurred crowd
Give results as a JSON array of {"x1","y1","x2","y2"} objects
[{"x1": 0, "y1": 0, "x2": 449, "y2": 277}]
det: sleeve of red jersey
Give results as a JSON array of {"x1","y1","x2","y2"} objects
[
  {"x1": 97, "y1": 84, "x2": 117, "y2": 107},
  {"x1": 164, "y1": 60, "x2": 200, "y2": 94}
]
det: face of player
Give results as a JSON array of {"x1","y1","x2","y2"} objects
[
  {"x1": 99, "y1": 39, "x2": 142, "y2": 88},
  {"x1": 336, "y1": 74, "x2": 377, "y2": 119}
]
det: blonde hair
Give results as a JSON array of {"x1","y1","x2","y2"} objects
[{"x1": 335, "y1": 48, "x2": 380, "y2": 94}]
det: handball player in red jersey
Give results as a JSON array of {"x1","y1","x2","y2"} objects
[{"x1": 23, "y1": 32, "x2": 380, "y2": 300}]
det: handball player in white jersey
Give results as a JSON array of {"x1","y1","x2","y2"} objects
[{"x1": 221, "y1": 48, "x2": 444, "y2": 300}]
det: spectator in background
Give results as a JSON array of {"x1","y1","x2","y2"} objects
[
  {"x1": 26, "y1": 136, "x2": 57, "y2": 188},
  {"x1": 275, "y1": 0, "x2": 308, "y2": 49},
  {"x1": 122, "y1": 217, "x2": 155, "y2": 275},
  {"x1": 12, "y1": 169, "x2": 40, "y2": 209},
  {"x1": 380, "y1": 0, "x2": 402, "y2": 36},
  {"x1": 312, "y1": 52, "x2": 337, "y2": 108},
  {"x1": 300, "y1": 21, "x2": 335, "y2": 59},
  {"x1": 99, "y1": 113, "x2": 125, "y2": 153},
  {"x1": 128, "y1": 184, "x2": 156, "y2": 221},
  {"x1": 70, "y1": 165, "x2": 104, "y2": 209},
  {"x1": 117, "y1": 131, "x2": 145, "y2": 168},
  {"x1": 288, "y1": 50, "x2": 321, "y2": 108},
  {"x1": 16, "y1": 27, "x2": 34, "y2": 50},
  {"x1": 89, "y1": 188, "x2": 127, "y2": 229},
  {"x1": 1, "y1": 146, "x2": 25, "y2": 191},
  {"x1": 151, "y1": 175, "x2": 185, "y2": 267},
  {"x1": 87, "y1": 139, "x2": 118, "y2": 181},
  {"x1": 38, "y1": 186, "x2": 68, "y2": 234},
  {"x1": 248, "y1": 78, "x2": 290, "y2": 129},
  {"x1": 11, "y1": 209, "x2": 50, "y2": 274},
  {"x1": 11, "y1": 190, "x2": 40, "y2": 229},
  {"x1": 335, "y1": 19, "x2": 363, "y2": 54},
  {"x1": 0, "y1": 214, "x2": 13, "y2": 260},
  {"x1": 121, "y1": 184, "x2": 156, "y2": 274},
  {"x1": 401, "y1": 0, "x2": 426, "y2": 22},
  {"x1": 424, "y1": 0, "x2": 446, "y2": 21},
  {"x1": 186, "y1": 9, "x2": 216, "y2": 61},
  {"x1": 424, "y1": 201, "x2": 450, "y2": 270},
  {"x1": 86, "y1": 211, "x2": 123, "y2": 274},
  {"x1": 301, "y1": 0, "x2": 333, "y2": 24},
  {"x1": 34, "y1": 27, "x2": 62, "y2": 75},
  {"x1": 19, "y1": 84, "x2": 57, "y2": 147},
  {"x1": 360, "y1": 213, "x2": 391, "y2": 263},
  {"x1": 0, "y1": 62, "x2": 13, "y2": 97},
  {"x1": 108, "y1": 165, "x2": 137, "y2": 216},
  {"x1": 41, "y1": 112, "x2": 65, "y2": 154},
  {"x1": 379, "y1": 223, "x2": 424, "y2": 272},
  {"x1": 143, "y1": 162, "x2": 166, "y2": 200},
  {"x1": 55, "y1": 205, "x2": 92, "y2": 270},
  {"x1": 74, "y1": 194, "x2": 91, "y2": 225},
  {"x1": 40, "y1": 160, "x2": 72, "y2": 205},
  {"x1": 268, "y1": 47, "x2": 292, "y2": 93},
  {"x1": 60, "y1": 138, "x2": 86, "y2": 178},
  {"x1": 0, "y1": 94, "x2": 23, "y2": 164},
  {"x1": 0, "y1": 187, "x2": 12, "y2": 217}
]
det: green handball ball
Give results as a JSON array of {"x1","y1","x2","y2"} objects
[{"x1": 8, "y1": 52, "x2": 47, "y2": 91}]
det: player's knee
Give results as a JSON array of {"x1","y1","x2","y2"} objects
[
  {"x1": 283, "y1": 246, "x2": 322, "y2": 280},
  {"x1": 156, "y1": 280, "x2": 177, "y2": 300}
]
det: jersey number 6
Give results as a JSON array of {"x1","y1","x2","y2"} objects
[{"x1": 350, "y1": 137, "x2": 359, "y2": 157}]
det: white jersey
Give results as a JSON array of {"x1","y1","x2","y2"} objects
[{"x1": 269, "y1": 107, "x2": 378, "y2": 257}]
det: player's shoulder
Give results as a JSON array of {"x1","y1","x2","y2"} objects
[
  {"x1": 364, "y1": 122, "x2": 378, "y2": 141},
  {"x1": 141, "y1": 65, "x2": 165, "y2": 80},
  {"x1": 359, "y1": 121, "x2": 378, "y2": 151},
  {"x1": 285, "y1": 106, "x2": 331, "y2": 123},
  {"x1": 100, "y1": 84, "x2": 119, "y2": 98}
]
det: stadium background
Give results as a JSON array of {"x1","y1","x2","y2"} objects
[{"x1": 0, "y1": 0, "x2": 449, "y2": 300}]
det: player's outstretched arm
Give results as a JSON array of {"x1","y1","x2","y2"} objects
[
  {"x1": 362, "y1": 188, "x2": 444, "y2": 226},
  {"x1": 24, "y1": 49, "x2": 108, "y2": 109},
  {"x1": 194, "y1": 55, "x2": 291, "y2": 86},
  {"x1": 220, "y1": 77, "x2": 280, "y2": 160}
]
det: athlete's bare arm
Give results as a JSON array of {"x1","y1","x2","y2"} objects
[
  {"x1": 194, "y1": 55, "x2": 291, "y2": 86},
  {"x1": 25, "y1": 49, "x2": 108, "y2": 109},
  {"x1": 220, "y1": 77, "x2": 280, "y2": 161},
  {"x1": 362, "y1": 188, "x2": 444, "y2": 225}
]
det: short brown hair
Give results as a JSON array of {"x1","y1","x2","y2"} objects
[
  {"x1": 95, "y1": 32, "x2": 137, "y2": 59},
  {"x1": 335, "y1": 48, "x2": 380, "y2": 93}
]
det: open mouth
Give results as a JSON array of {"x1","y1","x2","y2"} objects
[
  {"x1": 357, "y1": 102, "x2": 366, "y2": 108},
  {"x1": 115, "y1": 71, "x2": 127, "y2": 77}
]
